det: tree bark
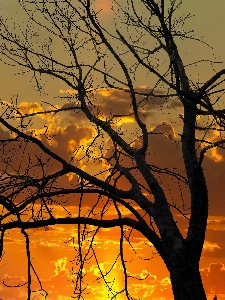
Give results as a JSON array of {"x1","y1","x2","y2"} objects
[{"x1": 169, "y1": 257, "x2": 207, "y2": 300}]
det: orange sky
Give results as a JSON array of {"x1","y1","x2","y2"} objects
[
  {"x1": 0, "y1": 88, "x2": 225, "y2": 299},
  {"x1": 0, "y1": 1, "x2": 225, "y2": 300}
]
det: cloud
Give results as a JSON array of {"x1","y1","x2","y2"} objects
[
  {"x1": 0, "y1": 126, "x2": 10, "y2": 140},
  {"x1": 17, "y1": 101, "x2": 44, "y2": 115},
  {"x1": 203, "y1": 241, "x2": 221, "y2": 252},
  {"x1": 203, "y1": 153, "x2": 225, "y2": 216},
  {"x1": 0, "y1": 90, "x2": 181, "y2": 201},
  {"x1": 1, "y1": 101, "x2": 225, "y2": 225},
  {"x1": 201, "y1": 262, "x2": 225, "y2": 294},
  {"x1": 39, "y1": 123, "x2": 95, "y2": 163},
  {"x1": 0, "y1": 274, "x2": 27, "y2": 300},
  {"x1": 59, "y1": 87, "x2": 171, "y2": 126},
  {"x1": 0, "y1": 121, "x2": 95, "y2": 180},
  {"x1": 1, "y1": 88, "x2": 225, "y2": 299},
  {"x1": 54, "y1": 257, "x2": 68, "y2": 276},
  {"x1": 126, "y1": 272, "x2": 173, "y2": 300},
  {"x1": 203, "y1": 229, "x2": 225, "y2": 258}
]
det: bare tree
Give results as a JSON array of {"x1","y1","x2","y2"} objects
[{"x1": 0, "y1": 0, "x2": 225, "y2": 299}]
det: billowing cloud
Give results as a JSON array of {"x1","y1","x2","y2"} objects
[
  {"x1": 203, "y1": 229, "x2": 225, "y2": 258},
  {"x1": 17, "y1": 101, "x2": 44, "y2": 115},
  {"x1": 201, "y1": 262, "x2": 225, "y2": 295},
  {"x1": 59, "y1": 87, "x2": 172, "y2": 127},
  {"x1": 0, "y1": 87, "x2": 225, "y2": 299},
  {"x1": 0, "y1": 122, "x2": 95, "y2": 173}
]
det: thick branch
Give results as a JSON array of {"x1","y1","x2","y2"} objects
[
  {"x1": 0, "y1": 117, "x2": 132, "y2": 200},
  {"x1": 1, "y1": 216, "x2": 163, "y2": 255},
  {"x1": 200, "y1": 69, "x2": 225, "y2": 92}
]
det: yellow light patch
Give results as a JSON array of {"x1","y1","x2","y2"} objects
[
  {"x1": 161, "y1": 277, "x2": 171, "y2": 286},
  {"x1": 18, "y1": 101, "x2": 43, "y2": 115},
  {"x1": 68, "y1": 139, "x2": 77, "y2": 152},
  {"x1": 54, "y1": 257, "x2": 68, "y2": 276},
  {"x1": 66, "y1": 173, "x2": 75, "y2": 181},
  {"x1": 114, "y1": 116, "x2": 135, "y2": 126},
  {"x1": 211, "y1": 148, "x2": 223, "y2": 162},
  {"x1": 98, "y1": 88, "x2": 112, "y2": 97},
  {"x1": 203, "y1": 241, "x2": 221, "y2": 251},
  {"x1": 59, "y1": 89, "x2": 77, "y2": 95}
]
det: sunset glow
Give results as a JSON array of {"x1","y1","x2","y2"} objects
[{"x1": 0, "y1": 0, "x2": 225, "y2": 299}]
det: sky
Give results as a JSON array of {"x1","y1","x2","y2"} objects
[{"x1": 0, "y1": 0, "x2": 225, "y2": 299}]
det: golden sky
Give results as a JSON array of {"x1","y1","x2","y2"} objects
[{"x1": 0, "y1": 1, "x2": 225, "y2": 300}]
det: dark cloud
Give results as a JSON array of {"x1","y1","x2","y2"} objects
[
  {"x1": 208, "y1": 219, "x2": 225, "y2": 225},
  {"x1": 60, "y1": 87, "x2": 173, "y2": 125},
  {"x1": 201, "y1": 262, "x2": 225, "y2": 294},
  {"x1": 203, "y1": 230, "x2": 225, "y2": 259},
  {"x1": 0, "y1": 126, "x2": 11, "y2": 140},
  {"x1": 0, "y1": 122, "x2": 94, "y2": 173},
  {"x1": 203, "y1": 153, "x2": 225, "y2": 216}
]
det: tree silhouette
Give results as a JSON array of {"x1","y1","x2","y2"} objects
[{"x1": 0, "y1": 0, "x2": 225, "y2": 299}]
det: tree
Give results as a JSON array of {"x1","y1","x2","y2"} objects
[{"x1": 0, "y1": 0, "x2": 225, "y2": 299}]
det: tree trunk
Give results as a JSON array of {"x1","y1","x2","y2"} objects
[{"x1": 169, "y1": 259, "x2": 207, "y2": 300}]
